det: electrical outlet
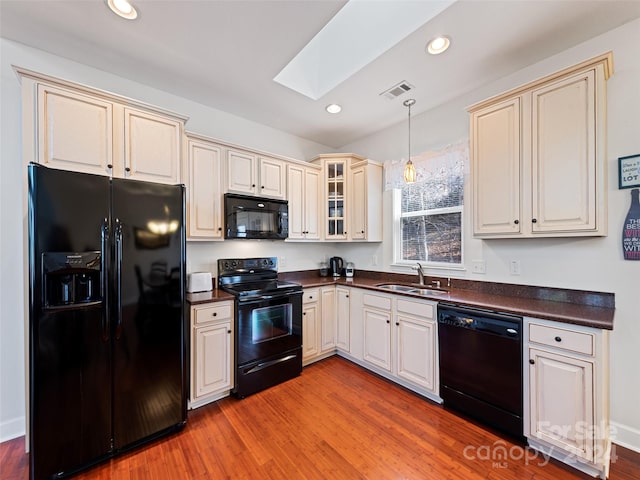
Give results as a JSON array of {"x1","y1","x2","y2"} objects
[
  {"x1": 471, "y1": 260, "x2": 486, "y2": 274},
  {"x1": 372, "y1": 255, "x2": 378, "y2": 266},
  {"x1": 279, "y1": 256, "x2": 287, "y2": 267},
  {"x1": 510, "y1": 260, "x2": 521, "y2": 275}
]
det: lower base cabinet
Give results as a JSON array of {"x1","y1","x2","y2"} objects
[
  {"x1": 525, "y1": 318, "x2": 610, "y2": 478},
  {"x1": 359, "y1": 291, "x2": 439, "y2": 399},
  {"x1": 189, "y1": 301, "x2": 234, "y2": 408}
]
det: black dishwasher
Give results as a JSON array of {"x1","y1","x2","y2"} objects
[{"x1": 438, "y1": 303, "x2": 523, "y2": 439}]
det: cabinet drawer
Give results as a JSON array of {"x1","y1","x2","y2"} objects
[
  {"x1": 194, "y1": 303, "x2": 232, "y2": 325},
  {"x1": 303, "y1": 288, "x2": 320, "y2": 304},
  {"x1": 396, "y1": 299, "x2": 434, "y2": 319},
  {"x1": 529, "y1": 323, "x2": 594, "y2": 356},
  {"x1": 363, "y1": 293, "x2": 391, "y2": 311}
]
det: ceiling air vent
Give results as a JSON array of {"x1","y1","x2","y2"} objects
[{"x1": 380, "y1": 81, "x2": 414, "y2": 100}]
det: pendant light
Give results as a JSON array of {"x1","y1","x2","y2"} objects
[{"x1": 403, "y1": 99, "x2": 417, "y2": 184}]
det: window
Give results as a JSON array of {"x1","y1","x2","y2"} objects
[{"x1": 394, "y1": 165, "x2": 463, "y2": 266}]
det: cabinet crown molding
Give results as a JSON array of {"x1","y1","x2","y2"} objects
[
  {"x1": 14, "y1": 65, "x2": 189, "y2": 122},
  {"x1": 467, "y1": 51, "x2": 613, "y2": 113}
]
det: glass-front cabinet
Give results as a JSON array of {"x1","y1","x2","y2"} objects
[{"x1": 326, "y1": 160, "x2": 348, "y2": 239}]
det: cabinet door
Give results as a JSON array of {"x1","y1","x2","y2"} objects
[
  {"x1": 336, "y1": 287, "x2": 350, "y2": 352},
  {"x1": 325, "y1": 160, "x2": 348, "y2": 240},
  {"x1": 187, "y1": 139, "x2": 223, "y2": 239},
  {"x1": 259, "y1": 157, "x2": 286, "y2": 199},
  {"x1": 472, "y1": 97, "x2": 522, "y2": 236},
  {"x1": 304, "y1": 168, "x2": 321, "y2": 240},
  {"x1": 363, "y1": 308, "x2": 392, "y2": 371},
  {"x1": 302, "y1": 303, "x2": 319, "y2": 361},
  {"x1": 532, "y1": 70, "x2": 596, "y2": 233},
  {"x1": 350, "y1": 165, "x2": 366, "y2": 240},
  {"x1": 287, "y1": 164, "x2": 305, "y2": 239},
  {"x1": 320, "y1": 287, "x2": 336, "y2": 353},
  {"x1": 396, "y1": 315, "x2": 435, "y2": 391},
  {"x1": 194, "y1": 322, "x2": 232, "y2": 399},
  {"x1": 227, "y1": 149, "x2": 257, "y2": 195},
  {"x1": 123, "y1": 108, "x2": 182, "y2": 184},
  {"x1": 529, "y1": 347, "x2": 594, "y2": 461},
  {"x1": 37, "y1": 84, "x2": 113, "y2": 176}
]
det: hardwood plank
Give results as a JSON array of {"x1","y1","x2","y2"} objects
[{"x1": 2, "y1": 356, "x2": 639, "y2": 479}]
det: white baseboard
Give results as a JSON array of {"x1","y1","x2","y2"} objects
[
  {"x1": 611, "y1": 421, "x2": 640, "y2": 453},
  {"x1": 0, "y1": 416, "x2": 25, "y2": 443}
]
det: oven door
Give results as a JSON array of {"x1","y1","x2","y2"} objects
[{"x1": 236, "y1": 291, "x2": 302, "y2": 366}]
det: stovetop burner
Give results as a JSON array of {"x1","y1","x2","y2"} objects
[{"x1": 217, "y1": 257, "x2": 302, "y2": 299}]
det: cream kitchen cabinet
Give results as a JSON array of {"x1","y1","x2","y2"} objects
[
  {"x1": 185, "y1": 133, "x2": 223, "y2": 240},
  {"x1": 336, "y1": 286, "x2": 351, "y2": 353},
  {"x1": 226, "y1": 148, "x2": 286, "y2": 199},
  {"x1": 302, "y1": 288, "x2": 320, "y2": 364},
  {"x1": 525, "y1": 318, "x2": 610, "y2": 478},
  {"x1": 362, "y1": 293, "x2": 393, "y2": 371},
  {"x1": 190, "y1": 301, "x2": 234, "y2": 408},
  {"x1": 350, "y1": 160, "x2": 382, "y2": 241},
  {"x1": 320, "y1": 286, "x2": 337, "y2": 354},
  {"x1": 312, "y1": 153, "x2": 382, "y2": 242},
  {"x1": 20, "y1": 70, "x2": 185, "y2": 184},
  {"x1": 469, "y1": 52, "x2": 611, "y2": 238},
  {"x1": 287, "y1": 163, "x2": 320, "y2": 240},
  {"x1": 395, "y1": 298, "x2": 437, "y2": 394}
]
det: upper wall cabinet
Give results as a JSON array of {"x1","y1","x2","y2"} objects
[
  {"x1": 185, "y1": 133, "x2": 223, "y2": 240},
  {"x1": 469, "y1": 52, "x2": 612, "y2": 238},
  {"x1": 287, "y1": 163, "x2": 321, "y2": 241},
  {"x1": 19, "y1": 68, "x2": 187, "y2": 184},
  {"x1": 226, "y1": 148, "x2": 286, "y2": 199},
  {"x1": 312, "y1": 154, "x2": 383, "y2": 242}
]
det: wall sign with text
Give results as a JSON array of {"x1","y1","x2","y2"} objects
[{"x1": 618, "y1": 154, "x2": 640, "y2": 189}]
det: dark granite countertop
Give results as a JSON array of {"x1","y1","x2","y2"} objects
[
  {"x1": 186, "y1": 288, "x2": 234, "y2": 305},
  {"x1": 280, "y1": 270, "x2": 615, "y2": 330}
]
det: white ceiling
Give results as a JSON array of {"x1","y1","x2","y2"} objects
[{"x1": 2, "y1": 0, "x2": 640, "y2": 148}]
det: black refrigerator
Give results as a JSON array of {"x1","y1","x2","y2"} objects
[{"x1": 28, "y1": 164, "x2": 187, "y2": 480}]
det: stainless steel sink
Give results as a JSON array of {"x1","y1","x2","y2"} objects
[
  {"x1": 376, "y1": 284, "x2": 415, "y2": 292},
  {"x1": 376, "y1": 284, "x2": 448, "y2": 296},
  {"x1": 410, "y1": 288, "x2": 448, "y2": 296}
]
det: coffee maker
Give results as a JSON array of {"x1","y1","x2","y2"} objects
[{"x1": 329, "y1": 256, "x2": 344, "y2": 277}]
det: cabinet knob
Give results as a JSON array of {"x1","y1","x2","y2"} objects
[
  {"x1": 554, "y1": 336, "x2": 562, "y2": 342},
  {"x1": 346, "y1": 295, "x2": 349, "y2": 298},
  {"x1": 386, "y1": 320, "x2": 390, "y2": 324},
  {"x1": 218, "y1": 227, "x2": 222, "y2": 231},
  {"x1": 395, "y1": 322, "x2": 399, "y2": 326},
  {"x1": 227, "y1": 330, "x2": 231, "y2": 334},
  {"x1": 303, "y1": 312, "x2": 306, "y2": 316},
  {"x1": 529, "y1": 359, "x2": 535, "y2": 365},
  {"x1": 125, "y1": 167, "x2": 131, "y2": 172},
  {"x1": 514, "y1": 219, "x2": 519, "y2": 225},
  {"x1": 212, "y1": 312, "x2": 217, "y2": 317},
  {"x1": 107, "y1": 164, "x2": 113, "y2": 169},
  {"x1": 361, "y1": 230, "x2": 365, "y2": 234},
  {"x1": 261, "y1": 185, "x2": 265, "y2": 189},
  {"x1": 252, "y1": 184, "x2": 256, "y2": 188},
  {"x1": 309, "y1": 296, "x2": 313, "y2": 300},
  {"x1": 532, "y1": 218, "x2": 538, "y2": 223}
]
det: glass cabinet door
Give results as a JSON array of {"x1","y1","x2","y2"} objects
[{"x1": 326, "y1": 161, "x2": 346, "y2": 238}]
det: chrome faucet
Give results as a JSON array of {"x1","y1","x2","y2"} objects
[
  {"x1": 431, "y1": 280, "x2": 441, "y2": 289},
  {"x1": 413, "y1": 262, "x2": 425, "y2": 285}
]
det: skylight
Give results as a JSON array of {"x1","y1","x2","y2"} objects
[{"x1": 273, "y1": 0, "x2": 456, "y2": 100}]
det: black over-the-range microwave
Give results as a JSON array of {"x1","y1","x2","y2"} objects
[{"x1": 224, "y1": 193, "x2": 289, "y2": 240}]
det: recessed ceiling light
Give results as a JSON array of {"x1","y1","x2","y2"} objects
[
  {"x1": 326, "y1": 104, "x2": 342, "y2": 114},
  {"x1": 426, "y1": 36, "x2": 450, "y2": 55},
  {"x1": 107, "y1": 0, "x2": 138, "y2": 20}
]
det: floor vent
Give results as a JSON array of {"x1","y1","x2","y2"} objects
[{"x1": 380, "y1": 81, "x2": 414, "y2": 100}]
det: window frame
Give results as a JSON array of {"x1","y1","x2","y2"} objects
[{"x1": 392, "y1": 188, "x2": 465, "y2": 270}]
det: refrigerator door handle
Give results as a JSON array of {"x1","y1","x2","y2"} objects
[
  {"x1": 114, "y1": 218, "x2": 123, "y2": 339},
  {"x1": 101, "y1": 219, "x2": 110, "y2": 341}
]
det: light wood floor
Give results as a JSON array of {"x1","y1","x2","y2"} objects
[{"x1": 2, "y1": 356, "x2": 639, "y2": 479}]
